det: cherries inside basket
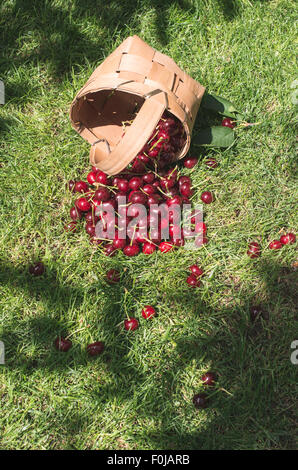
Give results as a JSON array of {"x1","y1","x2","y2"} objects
[{"x1": 124, "y1": 110, "x2": 186, "y2": 172}]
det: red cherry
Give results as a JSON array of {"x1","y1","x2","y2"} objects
[
  {"x1": 95, "y1": 171, "x2": 108, "y2": 185},
  {"x1": 87, "y1": 171, "x2": 98, "y2": 185},
  {"x1": 247, "y1": 241, "x2": 261, "y2": 258},
  {"x1": 75, "y1": 197, "x2": 91, "y2": 212},
  {"x1": 130, "y1": 191, "x2": 147, "y2": 205},
  {"x1": 85, "y1": 211, "x2": 99, "y2": 224},
  {"x1": 74, "y1": 180, "x2": 88, "y2": 193},
  {"x1": 195, "y1": 235, "x2": 208, "y2": 247},
  {"x1": 103, "y1": 245, "x2": 117, "y2": 257},
  {"x1": 70, "y1": 206, "x2": 82, "y2": 220},
  {"x1": 87, "y1": 341, "x2": 104, "y2": 356},
  {"x1": 222, "y1": 117, "x2": 236, "y2": 129},
  {"x1": 147, "y1": 194, "x2": 161, "y2": 205},
  {"x1": 94, "y1": 187, "x2": 110, "y2": 202},
  {"x1": 123, "y1": 245, "x2": 140, "y2": 257},
  {"x1": 179, "y1": 182, "x2": 193, "y2": 198},
  {"x1": 148, "y1": 147, "x2": 160, "y2": 158},
  {"x1": 124, "y1": 318, "x2": 139, "y2": 331},
  {"x1": 192, "y1": 393, "x2": 208, "y2": 409},
  {"x1": 280, "y1": 233, "x2": 296, "y2": 245},
  {"x1": 68, "y1": 180, "x2": 76, "y2": 192},
  {"x1": 269, "y1": 240, "x2": 282, "y2": 250},
  {"x1": 201, "y1": 372, "x2": 216, "y2": 386},
  {"x1": 112, "y1": 237, "x2": 126, "y2": 250},
  {"x1": 287, "y1": 232, "x2": 296, "y2": 244},
  {"x1": 129, "y1": 177, "x2": 143, "y2": 191},
  {"x1": 194, "y1": 222, "x2": 207, "y2": 234},
  {"x1": 106, "y1": 269, "x2": 120, "y2": 284},
  {"x1": 142, "y1": 242, "x2": 156, "y2": 255},
  {"x1": 116, "y1": 178, "x2": 129, "y2": 193},
  {"x1": 183, "y1": 156, "x2": 198, "y2": 169},
  {"x1": 204, "y1": 158, "x2": 218, "y2": 169},
  {"x1": 200, "y1": 191, "x2": 214, "y2": 204},
  {"x1": 29, "y1": 262, "x2": 45, "y2": 276},
  {"x1": 159, "y1": 241, "x2": 174, "y2": 253},
  {"x1": 143, "y1": 173, "x2": 155, "y2": 184},
  {"x1": 65, "y1": 221, "x2": 77, "y2": 232},
  {"x1": 54, "y1": 336, "x2": 72, "y2": 352},
  {"x1": 143, "y1": 184, "x2": 156, "y2": 195},
  {"x1": 250, "y1": 305, "x2": 263, "y2": 322},
  {"x1": 85, "y1": 222, "x2": 96, "y2": 237},
  {"x1": 186, "y1": 274, "x2": 201, "y2": 287},
  {"x1": 141, "y1": 305, "x2": 156, "y2": 319},
  {"x1": 178, "y1": 176, "x2": 192, "y2": 187},
  {"x1": 189, "y1": 265, "x2": 203, "y2": 277},
  {"x1": 166, "y1": 195, "x2": 182, "y2": 207}
]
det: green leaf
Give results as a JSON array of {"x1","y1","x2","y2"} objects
[
  {"x1": 192, "y1": 126, "x2": 235, "y2": 148},
  {"x1": 201, "y1": 93, "x2": 244, "y2": 120}
]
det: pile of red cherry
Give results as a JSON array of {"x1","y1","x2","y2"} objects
[{"x1": 66, "y1": 112, "x2": 215, "y2": 257}]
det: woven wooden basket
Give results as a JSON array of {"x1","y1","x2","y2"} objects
[{"x1": 70, "y1": 35, "x2": 205, "y2": 175}]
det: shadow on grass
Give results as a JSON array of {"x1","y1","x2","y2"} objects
[
  {"x1": 0, "y1": 256, "x2": 297, "y2": 449},
  {"x1": 0, "y1": 0, "x2": 246, "y2": 104}
]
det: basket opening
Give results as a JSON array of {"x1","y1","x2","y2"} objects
[{"x1": 76, "y1": 89, "x2": 144, "y2": 148}]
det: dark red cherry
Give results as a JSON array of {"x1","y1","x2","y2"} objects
[
  {"x1": 192, "y1": 393, "x2": 208, "y2": 409},
  {"x1": 116, "y1": 179, "x2": 129, "y2": 193},
  {"x1": 54, "y1": 336, "x2": 72, "y2": 352},
  {"x1": 65, "y1": 221, "x2": 77, "y2": 232},
  {"x1": 103, "y1": 245, "x2": 117, "y2": 257},
  {"x1": 124, "y1": 318, "x2": 139, "y2": 331},
  {"x1": 74, "y1": 180, "x2": 88, "y2": 193},
  {"x1": 85, "y1": 221, "x2": 95, "y2": 236},
  {"x1": 68, "y1": 180, "x2": 76, "y2": 192},
  {"x1": 129, "y1": 177, "x2": 143, "y2": 191},
  {"x1": 75, "y1": 197, "x2": 91, "y2": 212},
  {"x1": 142, "y1": 184, "x2": 155, "y2": 195},
  {"x1": 183, "y1": 156, "x2": 198, "y2": 169},
  {"x1": 250, "y1": 305, "x2": 263, "y2": 322},
  {"x1": 87, "y1": 171, "x2": 98, "y2": 185},
  {"x1": 247, "y1": 241, "x2": 261, "y2": 258},
  {"x1": 186, "y1": 274, "x2": 201, "y2": 287},
  {"x1": 178, "y1": 176, "x2": 192, "y2": 187},
  {"x1": 29, "y1": 262, "x2": 45, "y2": 276},
  {"x1": 189, "y1": 265, "x2": 203, "y2": 277},
  {"x1": 70, "y1": 206, "x2": 82, "y2": 221},
  {"x1": 95, "y1": 171, "x2": 109, "y2": 185},
  {"x1": 112, "y1": 236, "x2": 126, "y2": 250},
  {"x1": 141, "y1": 305, "x2": 156, "y2": 319},
  {"x1": 222, "y1": 117, "x2": 236, "y2": 129},
  {"x1": 87, "y1": 341, "x2": 104, "y2": 356},
  {"x1": 280, "y1": 232, "x2": 296, "y2": 245},
  {"x1": 269, "y1": 239, "x2": 282, "y2": 250},
  {"x1": 143, "y1": 173, "x2": 155, "y2": 184},
  {"x1": 159, "y1": 241, "x2": 173, "y2": 253},
  {"x1": 94, "y1": 187, "x2": 110, "y2": 202},
  {"x1": 205, "y1": 158, "x2": 218, "y2": 169},
  {"x1": 142, "y1": 241, "x2": 156, "y2": 254},
  {"x1": 200, "y1": 191, "x2": 214, "y2": 204},
  {"x1": 130, "y1": 191, "x2": 147, "y2": 205},
  {"x1": 166, "y1": 195, "x2": 182, "y2": 207},
  {"x1": 201, "y1": 372, "x2": 216, "y2": 386},
  {"x1": 180, "y1": 182, "x2": 193, "y2": 198},
  {"x1": 123, "y1": 245, "x2": 140, "y2": 257}
]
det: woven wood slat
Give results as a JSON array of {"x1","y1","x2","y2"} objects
[{"x1": 70, "y1": 35, "x2": 205, "y2": 175}]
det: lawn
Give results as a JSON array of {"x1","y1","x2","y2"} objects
[{"x1": 0, "y1": 0, "x2": 297, "y2": 450}]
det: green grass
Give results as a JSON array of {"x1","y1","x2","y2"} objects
[{"x1": 0, "y1": 0, "x2": 297, "y2": 450}]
